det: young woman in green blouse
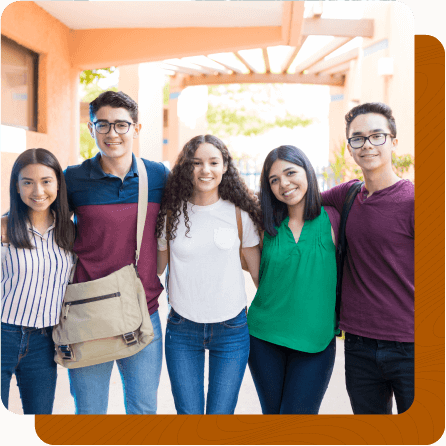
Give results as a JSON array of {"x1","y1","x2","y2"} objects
[{"x1": 247, "y1": 145, "x2": 339, "y2": 414}]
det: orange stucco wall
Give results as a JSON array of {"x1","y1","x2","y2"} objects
[{"x1": 1, "y1": 1, "x2": 80, "y2": 213}]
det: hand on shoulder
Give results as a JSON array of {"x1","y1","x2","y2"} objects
[{"x1": 1, "y1": 216, "x2": 9, "y2": 244}]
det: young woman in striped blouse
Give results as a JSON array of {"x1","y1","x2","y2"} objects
[{"x1": 1, "y1": 148, "x2": 75, "y2": 414}]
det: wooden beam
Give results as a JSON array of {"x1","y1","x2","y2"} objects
[
  {"x1": 161, "y1": 64, "x2": 204, "y2": 77},
  {"x1": 281, "y1": 1, "x2": 293, "y2": 44},
  {"x1": 302, "y1": 18, "x2": 374, "y2": 38},
  {"x1": 293, "y1": 37, "x2": 352, "y2": 74},
  {"x1": 191, "y1": 63, "x2": 230, "y2": 76},
  {"x1": 262, "y1": 48, "x2": 271, "y2": 73},
  {"x1": 305, "y1": 47, "x2": 360, "y2": 74},
  {"x1": 206, "y1": 57, "x2": 243, "y2": 74},
  {"x1": 69, "y1": 26, "x2": 283, "y2": 69},
  {"x1": 323, "y1": 61, "x2": 352, "y2": 76},
  {"x1": 183, "y1": 72, "x2": 344, "y2": 87},
  {"x1": 233, "y1": 52, "x2": 257, "y2": 74},
  {"x1": 288, "y1": 1, "x2": 306, "y2": 46},
  {"x1": 280, "y1": 36, "x2": 307, "y2": 74}
]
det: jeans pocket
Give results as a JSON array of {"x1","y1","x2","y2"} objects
[
  {"x1": 344, "y1": 333, "x2": 359, "y2": 351},
  {"x1": 221, "y1": 309, "x2": 247, "y2": 329},
  {"x1": 399, "y1": 342, "x2": 415, "y2": 357},
  {"x1": 167, "y1": 308, "x2": 184, "y2": 325}
]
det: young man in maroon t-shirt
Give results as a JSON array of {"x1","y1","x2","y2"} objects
[{"x1": 321, "y1": 103, "x2": 414, "y2": 414}]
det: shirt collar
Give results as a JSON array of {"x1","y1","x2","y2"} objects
[
  {"x1": 27, "y1": 211, "x2": 56, "y2": 238},
  {"x1": 89, "y1": 153, "x2": 139, "y2": 180}
]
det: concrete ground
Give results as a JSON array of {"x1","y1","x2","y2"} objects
[{"x1": 7, "y1": 271, "x2": 360, "y2": 415}]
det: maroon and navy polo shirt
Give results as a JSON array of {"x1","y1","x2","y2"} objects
[{"x1": 64, "y1": 153, "x2": 169, "y2": 315}]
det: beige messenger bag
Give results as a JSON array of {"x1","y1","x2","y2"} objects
[{"x1": 52, "y1": 158, "x2": 154, "y2": 369}]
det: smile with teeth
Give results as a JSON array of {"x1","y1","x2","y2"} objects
[
  {"x1": 199, "y1": 177, "x2": 213, "y2": 182},
  {"x1": 283, "y1": 188, "x2": 297, "y2": 197},
  {"x1": 105, "y1": 142, "x2": 121, "y2": 146},
  {"x1": 31, "y1": 198, "x2": 47, "y2": 203}
]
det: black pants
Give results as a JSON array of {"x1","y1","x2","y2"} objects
[
  {"x1": 344, "y1": 332, "x2": 414, "y2": 414},
  {"x1": 248, "y1": 335, "x2": 336, "y2": 414}
]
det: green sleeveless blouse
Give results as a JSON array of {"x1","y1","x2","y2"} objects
[{"x1": 247, "y1": 207, "x2": 338, "y2": 353}]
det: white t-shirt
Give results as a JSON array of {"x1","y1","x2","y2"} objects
[{"x1": 159, "y1": 199, "x2": 259, "y2": 323}]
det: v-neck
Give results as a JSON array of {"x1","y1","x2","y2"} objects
[{"x1": 285, "y1": 216, "x2": 306, "y2": 244}]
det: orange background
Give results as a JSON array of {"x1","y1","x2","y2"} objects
[{"x1": 34, "y1": 35, "x2": 444, "y2": 445}]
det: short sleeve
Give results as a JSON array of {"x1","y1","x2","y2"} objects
[
  {"x1": 157, "y1": 216, "x2": 167, "y2": 251},
  {"x1": 241, "y1": 210, "x2": 260, "y2": 248}
]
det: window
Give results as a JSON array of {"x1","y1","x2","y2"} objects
[{"x1": 1, "y1": 35, "x2": 38, "y2": 131}]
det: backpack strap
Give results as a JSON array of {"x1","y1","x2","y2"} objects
[{"x1": 335, "y1": 181, "x2": 364, "y2": 333}]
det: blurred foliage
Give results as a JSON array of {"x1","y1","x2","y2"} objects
[
  {"x1": 206, "y1": 84, "x2": 312, "y2": 139},
  {"x1": 163, "y1": 81, "x2": 170, "y2": 106},
  {"x1": 80, "y1": 123, "x2": 99, "y2": 161},
  {"x1": 80, "y1": 68, "x2": 116, "y2": 86},
  {"x1": 392, "y1": 153, "x2": 414, "y2": 178},
  {"x1": 323, "y1": 142, "x2": 414, "y2": 185},
  {"x1": 79, "y1": 68, "x2": 117, "y2": 160}
]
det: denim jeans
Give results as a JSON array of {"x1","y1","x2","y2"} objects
[
  {"x1": 248, "y1": 335, "x2": 336, "y2": 414},
  {"x1": 1, "y1": 322, "x2": 57, "y2": 414},
  {"x1": 344, "y1": 332, "x2": 414, "y2": 414},
  {"x1": 68, "y1": 310, "x2": 162, "y2": 414},
  {"x1": 165, "y1": 307, "x2": 250, "y2": 414}
]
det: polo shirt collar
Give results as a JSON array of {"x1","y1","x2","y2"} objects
[{"x1": 90, "y1": 153, "x2": 139, "y2": 180}]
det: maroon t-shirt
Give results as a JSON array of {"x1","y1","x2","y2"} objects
[{"x1": 321, "y1": 179, "x2": 414, "y2": 342}]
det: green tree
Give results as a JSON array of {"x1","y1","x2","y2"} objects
[
  {"x1": 79, "y1": 68, "x2": 117, "y2": 160},
  {"x1": 324, "y1": 143, "x2": 414, "y2": 185},
  {"x1": 206, "y1": 84, "x2": 312, "y2": 139}
]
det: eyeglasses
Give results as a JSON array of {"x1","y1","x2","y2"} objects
[
  {"x1": 347, "y1": 133, "x2": 393, "y2": 149},
  {"x1": 92, "y1": 121, "x2": 136, "y2": 134}
]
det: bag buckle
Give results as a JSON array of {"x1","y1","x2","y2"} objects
[
  {"x1": 123, "y1": 332, "x2": 137, "y2": 346},
  {"x1": 59, "y1": 345, "x2": 73, "y2": 360}
]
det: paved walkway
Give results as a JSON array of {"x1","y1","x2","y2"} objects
[{"x1": 7, "y1": 272, "x2": 355, "y2": 415}]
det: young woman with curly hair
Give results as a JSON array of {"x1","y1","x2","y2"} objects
[{"x1": 156, "y1": 134, "x2": 262, "y2": 414}]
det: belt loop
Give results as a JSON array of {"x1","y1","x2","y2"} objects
[{"x1": 357, "y1": 335, "x2": 364, "y2": 345}]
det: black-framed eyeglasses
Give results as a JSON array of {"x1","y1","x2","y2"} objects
[
  {"x1": 347, "y1": 133, "x2": 393, "y2": 149},
  {"x1": 92, "y1": 121, "x2": 136, "y2": 134}
]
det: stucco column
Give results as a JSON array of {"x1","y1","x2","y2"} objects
[
  {"x1": 118, "y1": 64, "x2": 140, "y2": 156},
  {"x1": 138, "y1": 63, "x2": 165, "y2": 163}
]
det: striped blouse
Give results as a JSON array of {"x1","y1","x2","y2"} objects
[{"x1": 1, "y1": 221, "x2": 74, "y2": 328}]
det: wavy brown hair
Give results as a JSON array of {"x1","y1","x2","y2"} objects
[{"x1": 156, "y1": 135, "x2": 262, "y2": 240}]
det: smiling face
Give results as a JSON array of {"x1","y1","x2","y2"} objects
[
  {"x1": 268, "y1": 159, "x2": 308, "y2": 210},
  {"x1": 347, "y1": 113, "x2": 398, "y2": 174},
  {"x1": 88, "y1": 105, "x2": 141, "y2": 161},
  {"x1": 190, "y1": 142, "x2": 227, "y2": 203},
  {"x1": 16, "y1": 163, "x2": 58, "y2": 218}
]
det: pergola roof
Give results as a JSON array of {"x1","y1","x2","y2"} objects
[{"x1": 35, "y1": 1, "x2": 374, "y2": 87}]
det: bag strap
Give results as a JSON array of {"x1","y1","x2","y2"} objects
[
  {"x1": 1, "y1": 216, "x2": 8, "y2": 244},
  {"x1": 166, "y1": 210, "x2": 171, "y2": 267},
  {"x1": 135, "y1": 158, "x2": 149, "y2": 268},
  {"x1": 235, "y1": 206, "x2": 243, "y2": 259},
  {"x1": 335, "y1": 181, "x2": 364, "y2": 330}
]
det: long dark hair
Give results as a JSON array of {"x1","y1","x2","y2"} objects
[
  {"x1": 156, "y1": 135, "x2": 262, "y2": 240},
  {"x1": 7, "y1": 148, "x2": 75, "y2": 251},
  {"x1": 260, "y1": 145, "x2": 321, "y2": 236}
]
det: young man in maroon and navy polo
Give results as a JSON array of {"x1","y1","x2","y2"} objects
[{"x1": 64, "y1": 91, "x2": 169, "y2": 414}]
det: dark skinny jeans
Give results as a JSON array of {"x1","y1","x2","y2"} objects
[{"x1": 248, "y1": 335, "x2": 336, "y2": 414}]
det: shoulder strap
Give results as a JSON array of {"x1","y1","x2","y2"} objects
[
  {"x1": 166, "y1": 210, "x2": 171, "y2": 267},
  {"x1": 1, "y1": 217, "x2": 9, "y2": 244},
  {"x1": 335, "y1": 181, "x2": 364, "y2": 331},
  {"x1": 135, "y1": 158, "x2": 149, "y2": 268},
  {"x1": 235, "y1": 206, "x2": 243, "y2": 256}
]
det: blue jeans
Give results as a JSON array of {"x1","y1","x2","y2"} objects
[
  {"x1": 344, "y1": 332, "x2": 414, "y2": 414},
  {"x1": 248, "y1": 335, "x2": 336, "y2": 414},
  {"x1": 1, "y1": 322, "x2": 57, "y2": 414},
  {"x1": 68, "y1": 311, "x2": 162, "y2": 414},
  {"x1": 165, "y1": 308, "x2": 250, "y2": 414}
]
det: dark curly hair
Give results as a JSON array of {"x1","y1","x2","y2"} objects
[{"x1": 156, "y1": 135, "x2": 262, "y2": 240}]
